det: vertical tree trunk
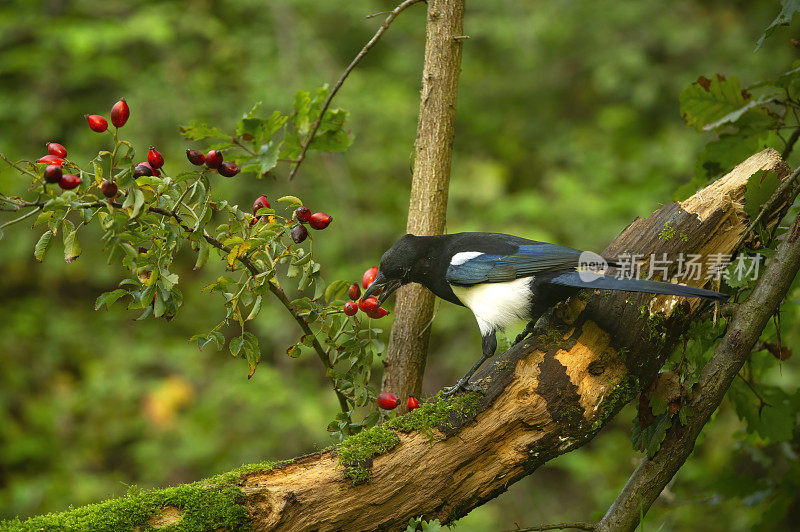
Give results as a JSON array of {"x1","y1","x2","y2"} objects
[{"x1": 381, "y1": 0, "x2": 466, "y2": 404}]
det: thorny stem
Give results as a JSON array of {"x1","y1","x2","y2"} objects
[
  {"x1": 287, "y1": 0, "x2": 424, "y2": 180},
  {"x1": 0, "y1": 205, "x2": 41, "y2": 230}
]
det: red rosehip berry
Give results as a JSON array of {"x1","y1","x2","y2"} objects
[
  {"x1": 38, "y1": 155, "x2": 64, "y2": 166},
  {"x1": 186, "y1": 149, "x2": 205, "y2": 166},
  {"x1": 291, "y1": 224, "x2": 308, "y2": 243},
  {"x1": 147, "y1": 147, "x2": 164, "y2": 169},
  {"x1": 43, "y1": 165, "x2": 62, "y2": 183},
  {"x1": 205, "y1": 150, "x2": 223, "y2": 169},
  {"x1": 253, "y1": 195, "x2": 270, "y2": 213},
  {"x1": 86, "y1": 114, "x2": 108, "y2": 132},
  {"x1": 308, "y1": 212, "x2": 332, "y2": 230},
  {"x1": 362, "y1": 266, "x2": 378, "y2": 289},
  {"x1": 47, "y1": 142, "x2": 67, "y2": 158},
  {"x1": 101, "y1": 180, "x2": 118, "y2": 198},
  {"x1": 110, "y1": 99, "x2": 130, "y2": 128},
  {"x1": 348, "y1": 283, "x2": 361, "y2": 301},
  {"x1": 134, "y1": 163, "x2": 154, "y2": 177},
  {"x1": 377, "y1": 392, "x2": 399, "y2": 410},
  {"x1": 343, "y1": 301, "x2": 358, "y2": 316},
  {"x1": 365, "y1": 306, "x2": 389, "y2": 319},
  {"x1": 218, "y1": 161, "x2": 240, "y2": 177},
  {"x1": 58, "y1": 173, "x2": 81, "y2": 190},
  {"x1": 407, "y1": 396, "x2": 420, "y2": 411},
  {"x1": 359, "y1": 296, "x2": 379, "y2": 312},
  {"x1": 295, "y1": 206, "x2": 312, "y2": 223}
]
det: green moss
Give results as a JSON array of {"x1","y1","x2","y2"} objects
[
  {"x1": 1, "y1": 460, "x2": 290, "y2": 531},
  {"x1": 558, "y1": 404, "x2": 584, "y2": 424},
  {"x1": 2, "y1": 483, "x2": 249, "y2": 532},
  {"x1": 659, "y1": 222, "x2": 676, "y2": 240},
  {"x1": 591, "y1": 374, "x2": 640, "y2": 431},
  {"x1": 337, "y1": 426, "x2": 400, "y2": 484},
  {"x1": 337, "y1": 392, "x2": 482, "y2": 485}
]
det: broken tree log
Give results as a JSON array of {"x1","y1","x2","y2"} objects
[{"x1": 10, "y1": 149, "x2": 794, "y2": 532}]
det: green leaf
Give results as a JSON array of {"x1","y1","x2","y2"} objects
[
  {"x1": 229, "y1": 336, "x2": 244, "y2": 357},
  {"x1": 246, "y1": 295, "x2": 262, "y2": 321},
  {"x1": 756, "y1": 0, "x2": 800, "y2": 51},
  {"x1": 33, "y1": 231, "x2": 53, "y2": 262},
  {"x1": 694, "y1": 132, "x2": 771, "y2": 181},
  {"x1": 63, "y1": 229, "x2": 81, "y2": 263},
  {"x1": 728, "y1": 380, "x2": 799, "y2": 442},
  {"x1": 94, "y1": 289, "x2": 128, "y2": 310},
  {"x1": 242, "y1": 332, "x2": 260, "y2": 378},
  {"x1": 276, "y1": 195, "x2": 303, "y2": 208},
  {"x1": 745, "y1": 169, "x2": 781, "y2": 220},
  {"x1": 324, "y1": 279, "x2": 350, "y2": 303},
  {"x1": 194, "y1": 238, "x2": 209, "y2": 270},
  {"x1": 130, "y1": 188, "x2": 145, "y2": 219},
  {"x1": 236, "y1": 118, "x2": 262, "y2": 140},
  {"x1": 263, "y1": 110, "x2": 288, "y2": 137},
  {"x1": 679, "y1": 75, "x2": 748, "y2": 132},
  {"x1": 700, "y1": 94, "x2": 772, "y2": 131},
  {"x1": 179, "y1": 121, "x2": 230, "y2": 141}
]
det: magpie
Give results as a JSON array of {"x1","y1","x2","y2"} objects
[{"x1": 362, "y1": 232, "x2": 728, "y2": 395}]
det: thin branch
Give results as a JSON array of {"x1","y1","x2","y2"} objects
[
  {"x1": 0, "y1": 205, "x2": 40, "y2": 230},
  {"x1": 502, "y1": 523, "x2": 596, "y2": 532},
  {"x1": 782, "y1": 127, "x2": 800, "y2": 160},
  {"x1": 732, "y1": 164, "x2": 800, "y2": 253},
  {"x1": 287, "y1": 0, "x2": 423, "y2": 180},
  {"x1": 0, "y1": 152, "x2": 39, "y2": 179}
]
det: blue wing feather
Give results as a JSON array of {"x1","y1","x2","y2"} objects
[{"x1": 446, "y1": 243, "x2": 583, "y2": 286}]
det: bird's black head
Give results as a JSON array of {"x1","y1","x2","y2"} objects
[{"x1": 362, "y1": 234, "x2": 427, "y2": 303}]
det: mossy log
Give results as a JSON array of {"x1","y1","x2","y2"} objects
[{"x1": 8, "y1": 149, "x2": 792, "y2": 532}]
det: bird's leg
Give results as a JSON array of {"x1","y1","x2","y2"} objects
[
  {"x1": 513, "y1": 319, "x2": 537, "y2": 346},
  {"x1": 442, "y1": 331, "x2": 497, "y2": 396}
]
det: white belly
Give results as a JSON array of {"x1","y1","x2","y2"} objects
[{"x1": 450, "y1": 278, "x2": 532, "y2": 336}]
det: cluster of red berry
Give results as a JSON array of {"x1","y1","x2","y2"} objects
[
  {"x1": 185, "y1": 148, "x2": 240, "y2": 177},
  {"x1": 248, "y1": 196, "x2": 332, "y2": 244},
  {"x1": 39, "y1": 142, "x2": 80, "y2": 191},
  {"x1": 342, "y1": 266, "x2": 390, "y2": 319},
  {"x1": 377, "y1": 392, "x2": 419, "y2": 411}
]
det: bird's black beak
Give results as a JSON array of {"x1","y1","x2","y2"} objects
[{"x1": 363, "y1": 271, "x2": 401, "y2": 304}]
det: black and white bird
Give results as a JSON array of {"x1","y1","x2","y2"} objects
[{"x1": 362, "y1": 232, "x2": 728, "y2": 395}]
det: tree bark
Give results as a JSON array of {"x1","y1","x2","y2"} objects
[
  {"x1": 20, "y1": 150, "x2": 798, "y2": 532},
  {"x1": 595, "y1": 173, "x2": 800, "y2": 532},
  {"x1": 382, "y1": 0, "x2": 465, "y2": 404}
]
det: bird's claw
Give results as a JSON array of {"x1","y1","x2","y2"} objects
[{"x1": 441, "y1": 379, "x2": 468, "y2": 397}]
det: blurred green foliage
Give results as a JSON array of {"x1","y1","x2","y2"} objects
[{"x1": 1, "y1": 0, "x2": 799, "y2": 530}]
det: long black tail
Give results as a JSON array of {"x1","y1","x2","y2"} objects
[{"x1": 547, "y1": 271, "x2": 729, "y2": 301}]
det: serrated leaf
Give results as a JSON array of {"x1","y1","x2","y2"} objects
[
  {"x1": 34, "y1": 231, "x2": 53, "y2": 262},
  {"x1": 229, "y1": 336, "x2": 244, "y2": 357},
  {"x1": 728, "y1": 380, "x2": 799, "y2": 442},
  {"x1": 179, "y1": 121, "x2": 230, "y2": 140},
  {"x1": 33, "y1": 210, "x2": 54, "y2": 228},
  {"x1": 679, "y1": 75, "x2": 748, "y2": 132},
  {"x1": 324, "y1": 279, "x2": 350, "y2": 303},
  {"x1": 745, "y1": 169, "x2": 781, "y2": 220},
  {"x1": 701, "y1": 94, "x2": 772, "y2": 131},
  {"x1": 94, "y1": 289, "x2": 128, "y2": 310},
  {"x1": 130, "y1": 188, "x2": 145, "y2": 218},
  {"x1": 246, "y1": 295, "x2": 262, "y2": 321},
  {"x1": 63, "y1": 229, "x2": 81, "y2": 263}
]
